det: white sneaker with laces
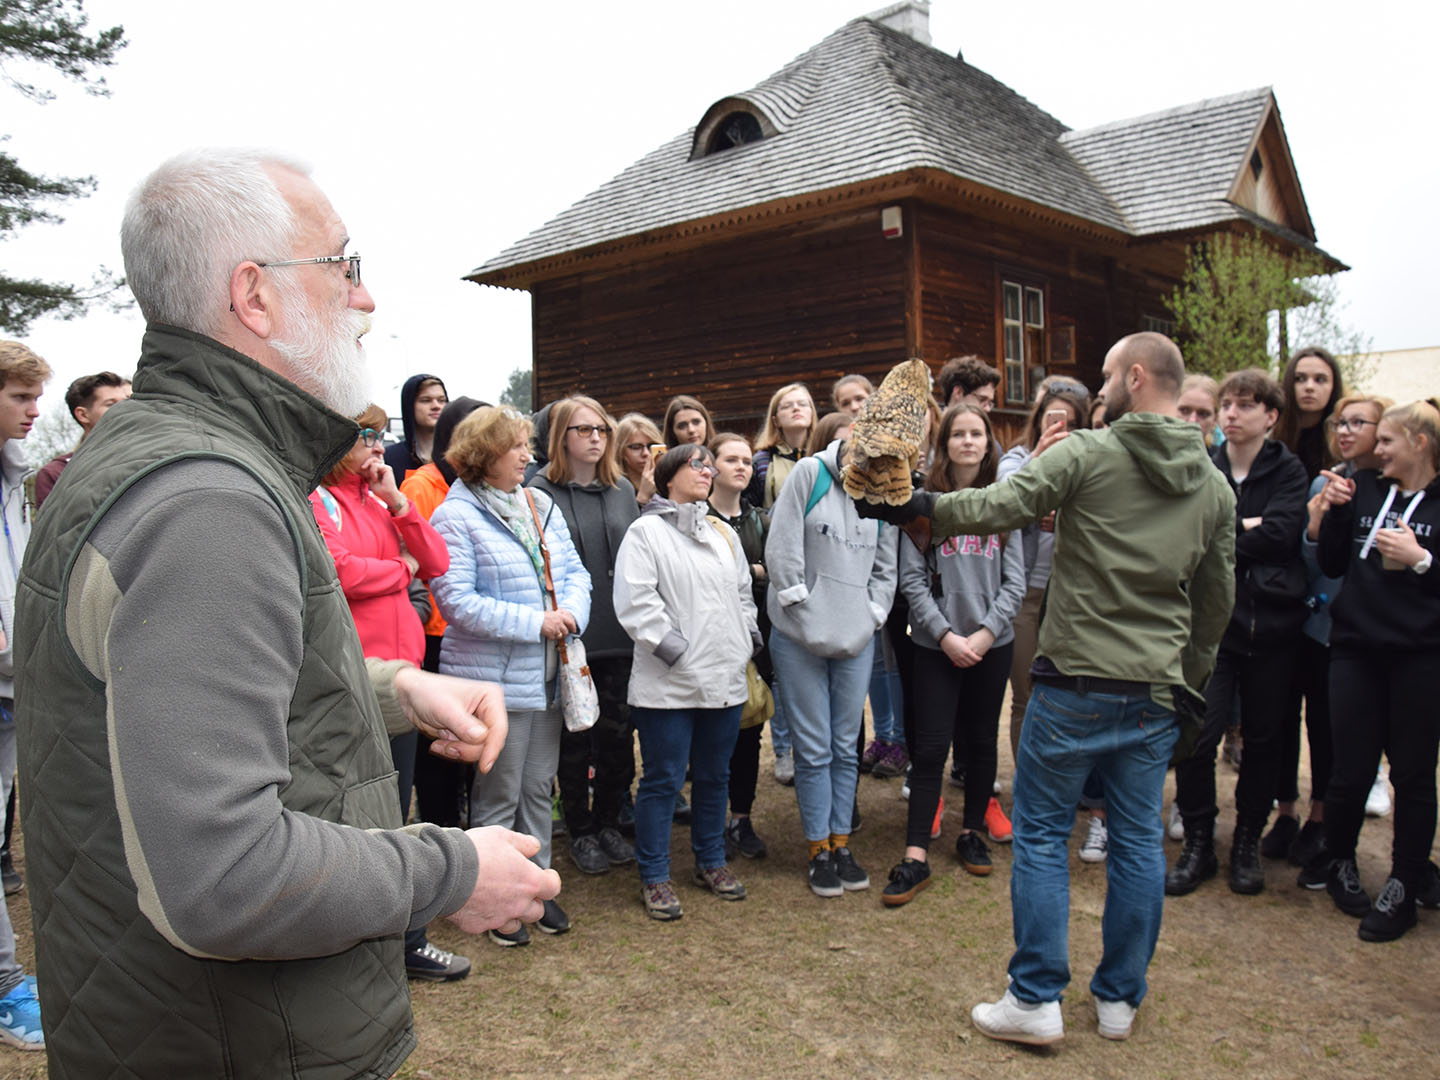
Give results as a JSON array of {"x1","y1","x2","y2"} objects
[
  {"x1": 1095, "y1": 998, "x2": 1137, "y2": 1040},
  {"x1": 1366, "y1": 769, "x2": 1391, "y2": 817},
  {"x1": 1168, "y1": 803, "x2": 1184, "y2": 841},
  {"x1": 971, "y1": 988, "x2": 1064, "y2": 1045},
  {"x1": 1080, "y1": 816, "x2": 1108, "y2": 863}
]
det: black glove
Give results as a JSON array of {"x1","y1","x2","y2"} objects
[{"x1": 854, "y1": 490, "x2": 936, "y2": 524}]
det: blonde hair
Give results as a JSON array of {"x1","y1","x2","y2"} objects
[
  {"x1": 755, "y1": 382, "x2": 816, "y2": 453},
  {"x1": 446, "y1": 406, "x2": 533, "y2": 485},
  {"x1": 0, "y1": 341, "x2": 53, "y2": 388},
  {"x1": 1325, "y1": 393, "x2": 1394, "y2": 461},
  {"x1": 545, "y1": 395, "x2": 619, "y2": 486},
  {"x1": 322, "y1": 403, "x2": 388, "y2": 486},
  {"x1": 1180, "y1": 374, "x2": 1219, "y2": 408},
  {"x1": 1380, "y1": 399, "x2": 1440, "y2": 472}
]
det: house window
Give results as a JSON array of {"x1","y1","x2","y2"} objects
[
  {"x1": 1142, "y1": 314, "x2": 1176, "y2": 337},
  {"x1": 1002, "y1": 281, "x2": 1045, "y2": 406},
  {"x1": 1250, "y1": 149, "x2": 1263, "y2": 180},
  {"x1": 705, "y1": 112, "x2": 765, "y2": 155}
]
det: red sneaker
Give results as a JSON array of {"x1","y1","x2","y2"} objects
[{"x1": 985, "y1": 797, "x2": 1013, "y2": 843}]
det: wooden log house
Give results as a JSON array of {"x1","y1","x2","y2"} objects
[{"x1": 466, "y1": 1, "x2": 1336, "y2": 444}]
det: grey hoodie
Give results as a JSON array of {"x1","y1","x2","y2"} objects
[
  {"x1": 901, "y1": 514, "x2": 1026, "y2": 651},
  {"x1": 997, "y1": 444, "x2": 1054, "y2": 590},
  {"x1": 765, "y1": 441, "x2": 899, "y2": 659}
]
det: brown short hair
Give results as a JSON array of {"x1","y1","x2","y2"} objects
[
  {"x1": 446, "y1": 406, "x2": 534, "y2": 485},
  {"x1": 322, "y1": 404, "x2": 389, "y2": 486},
  {"x1": 545, "y1": 395, "x2": 619, "y2": 487},
  {"x1": 1219, "y1": 369, "x2": 1284, "y2": 413},
  {"x1": 1021, "y1": 381, "x2": 1091, "y2": 451},
  {"x1": 938, "y1": 355, "x2": 999, "y2": 404},
  {"x1": 0, "y1": 341, "x2": 53, "y2": 389},
  {"x1": 654, "y1": 443, "x2": 713, "y2": 499}
]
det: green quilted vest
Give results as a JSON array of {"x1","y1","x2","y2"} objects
[{"x1": 15, "y1": 326, "x2": 414, "y2": 1079}]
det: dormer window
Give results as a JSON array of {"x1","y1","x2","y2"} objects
[{"x1": 707, "y1": 112, "x2": 766, "y2": 154}]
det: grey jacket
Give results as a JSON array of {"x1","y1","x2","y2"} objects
[
  {"x1": 765, "y1": 442, "x2": 899, "y2": 658},
  {"x1": 901, "y1": 519, "x2": 1026, "y2": 650},
  {"x1": 614, "y1": 499, "x2": 758, "y2": 709}
]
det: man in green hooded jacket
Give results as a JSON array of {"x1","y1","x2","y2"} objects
[{"x1": 860, "y1": 332, "x2": 1234, "y2": 1045}]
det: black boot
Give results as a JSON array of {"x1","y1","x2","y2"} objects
[
  {"x1": 1228, "y1": 825, "x2": 1264, "y2": 895},
  {"x1": 1165, "y1": 822, "x2": 1217, "y2": 896}
]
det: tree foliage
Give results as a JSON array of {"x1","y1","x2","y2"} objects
[
  {"x1": 22, "y1": 397, "x2": 78, "y2": 467},
  {"x1": 500, "y1": 366, "x2": 532, "y2": 411},
  {"x1": 1, "y1": 0, "x2": 127, "y2": 335},
  {"x1": 1166, "y1": 229, "x2": 1374, "y2": 387}
]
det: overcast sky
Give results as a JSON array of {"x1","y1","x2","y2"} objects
[{"x1": 5, "y1": 0, "x2": 1435, "y2": 418}]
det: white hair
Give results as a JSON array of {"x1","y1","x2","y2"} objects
[{"x1": 120, "y1": 148, "x2": 311, "y2": 336}]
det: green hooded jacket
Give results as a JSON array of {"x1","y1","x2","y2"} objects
[{"x1": 931, "y1": 412, "x2": 1236, "y2": 702}]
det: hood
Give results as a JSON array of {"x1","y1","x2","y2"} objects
[
  {"x1": 642, "y1": 496, "x2": 713, "y2": 542},
  {"x1": 434, "y1": 396, "x2": 485, "y2": 485},
  {"x1": 1210, "y1": 437, "x2": 1293, "y2": 487},
  {"x1": 1108, "y1": 413, "x2": 1215, "y2": 497},
  {"x1": 2, "y1": 440, "x2": 28, "y2": 485},
  {"x1": 816, "y1": 439, "x2": 845, "y2": 478},
  {"x1": 397, "y1": 373, "x2": 446, "y2": 454},
  {"x1": 522, "y1": 401, "x2": 555, "y2": 485}
]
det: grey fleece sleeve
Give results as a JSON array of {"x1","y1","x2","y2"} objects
[{"x1": 71, "y1": 461, "x2": 477, "y2": 960}]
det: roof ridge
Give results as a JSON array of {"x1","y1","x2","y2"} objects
[{"x1": 1060, "y1": 86, "x2": 1273, "y2": 141}]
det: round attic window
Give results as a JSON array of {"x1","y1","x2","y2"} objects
[{"x1": 705, "y1": 111, "x2": 765, "y2": 155}]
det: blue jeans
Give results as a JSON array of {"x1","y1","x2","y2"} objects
[
  {"x1": 770, "y1": 628, "x2": 873, "y2": 842},
  {"x1": 1008, "y1": 684, "x2": 1177, "y2": 1007},
  {"x1": 632, "y1": 705, "x2": 740, "y2": 885},
  {"x1": 769, "y1": 671, "x2": 792, "y2": 756},
  {"x1": 868, "y1": 629, "x2": 904, "y2": 744}
]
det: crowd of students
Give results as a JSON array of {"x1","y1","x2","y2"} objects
[{"x1": 326, "y1": 349, "x2": 1438, "y2": 977}]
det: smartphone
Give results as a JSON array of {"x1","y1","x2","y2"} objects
[
  {"x1": 1044, "y1": 409, "x2": 1067, "y2": 429},
  {"x1": 649, "y1": 443, "x2": 667, "y2": 466}
]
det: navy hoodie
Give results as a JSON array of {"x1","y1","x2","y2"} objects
[{"x1": 384, "y1": 373, "x2": 447, "y2": 486}]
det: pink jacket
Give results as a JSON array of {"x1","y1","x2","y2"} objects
[{"x1": 309, "y1": 473, "x2": 449, "y2": 667}]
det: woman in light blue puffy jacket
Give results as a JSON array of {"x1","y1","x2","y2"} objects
[{"x1": 431, "y1": 406, "x2": 590, "y2": 946}]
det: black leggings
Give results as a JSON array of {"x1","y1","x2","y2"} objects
[
  {"x1": 1276, "y1": 635, "x2": 1333, "y2": 805},
  {"x1": 1175, "y1": 644, "x2": 1297, "y2": 835},
  {"x1": 906, "y1": 641, "x2": 1013, "y2": 848},
  {"x1": 558, "y1": 656, "x2": 636, "y2": 836},
  {"x1": 729, "y1": 723, "x2": 763, "y2": 815},
  {"x1": 413, "y1": 633, "x2": 468, "y2": 827},
  {"x1": 1324, "y1": 648, "x2": 1440, "y2": 888}
]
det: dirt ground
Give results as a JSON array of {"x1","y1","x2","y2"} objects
[{"x1": 4, "y1": 714, "x2": 1437, "y2": 1080}]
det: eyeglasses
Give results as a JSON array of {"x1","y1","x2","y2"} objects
[
  {"x1": 566, "y1": 424, "x2": 610, "y2": 439},
  {"x1": 360, "y1": 428, "x2": 382, "y2": 447},
  {"x1": 687, "y1": 459, "x2": 718, "y2": 476},
  {"x1": 1328, "y1": 417, "x2": 1377, "y2": 433},
  {"x1": 259, "y1": 252, "x2": 362, "y2": 286},
  {"x1": 624, "y1": 441, "x2": 648, "y2": 452}
]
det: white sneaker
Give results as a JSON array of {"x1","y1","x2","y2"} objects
[
  {"x1": 1366, "y1": 770, "x2": 1391, "y2": 817},
  {"x1": 971, "y1": 988, "x2": 1064, "y2": 1045},
  {"x1": 773, "y1": 748, "x2": 795, "y2": 786},
  {"x1": 900, "y1": 764, "x2": 911, "y2": 801},
  {"x1": 1080, "y1": 816, "x2": 1108, "y2": 863},
  {"x1": 1095, "y1": 998, "x2": 1137, "y2": 1041},
  {"x1": 1167, "y1": 803, "x2": 1184, "y2": 841}
]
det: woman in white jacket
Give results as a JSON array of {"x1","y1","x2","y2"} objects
[{"x1": 614, "y1": 444, "x2": 760, "y2": 921}]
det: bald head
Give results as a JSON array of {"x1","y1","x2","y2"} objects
[{"x1": 1112, "y1": 333, "x2": 1185, "y2": 396}]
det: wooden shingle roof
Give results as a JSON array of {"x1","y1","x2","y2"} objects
[{"x1": 469, "y1": 16, "x2": 1321, "y2": 287}]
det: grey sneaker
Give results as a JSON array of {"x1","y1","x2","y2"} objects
[
  {"x1": 693, "y1": 863, "x2": 747, "y2": 901},
  {"x1": 597, "y1": 825, "x2": 635, "y2": 866},
  {"x1": 405, "y1": 942, "x2": 472, "y2": 982},
  {"x1": 643, "y1": 880, "x2": 683, "y2": 921},
  {"x1": 831, "y1": 846, "x2": 870, "y2": 891},
  {"x1": 569, "y1": 832, "x2": 610, "y2": 875},
  {"x1": 774, "y1": 748, "x2": 795, "y2": 786}
]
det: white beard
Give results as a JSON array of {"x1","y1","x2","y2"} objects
[{"x1": 269, "y1": 279, "x2": 372, "y2": 417}]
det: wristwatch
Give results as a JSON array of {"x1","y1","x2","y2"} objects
[{"x1": 1413, "y1": 550, "x2": 1433, "y2": 575}]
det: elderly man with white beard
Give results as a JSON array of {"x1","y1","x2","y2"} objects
[{"x1": 12, "y1": 149, "x2": 560, "y2": 1080}]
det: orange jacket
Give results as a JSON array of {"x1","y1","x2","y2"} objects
[{"x1": 400, "y1": 463, "x2": 452, "y2": 637}]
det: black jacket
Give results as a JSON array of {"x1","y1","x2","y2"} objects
[
  {"x1": 1212, "y1": 439, "x2": 1309, "y2": 652},
  {"x1": 384, "y1": 373, "x2": 447, "y2": 485},
  {"x1": 1318, "y1": 469, "x2": 1440, "y2": 652}
]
